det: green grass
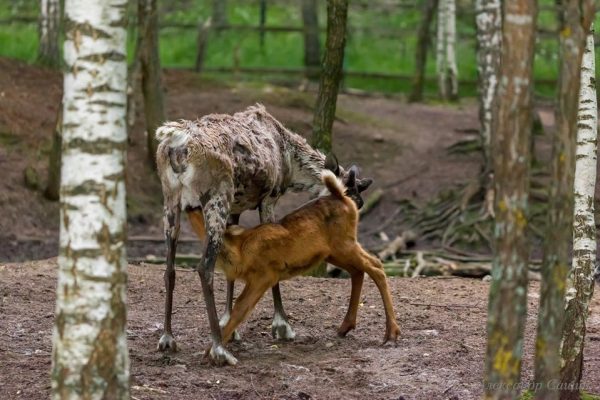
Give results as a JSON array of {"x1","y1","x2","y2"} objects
[
  {"x1": 0, "y1": 0, "x2": 598, "y2": 98},
  {"x1": 520, "y1": 390, "x2": 600, "y2": 400}
]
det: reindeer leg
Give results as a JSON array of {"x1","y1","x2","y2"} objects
[
  {"x1": 220, "y1": 214, "x2": 241, "y2": 341},
  {"x1": 158, "y1": 202, "x2": 181, "y2": 352},
  {"x1": 259, "y1": 201, "x2": 296, "y2": 340},
  {"x1": 198, "y1": 192, "x2": 238, "y2": 366}
]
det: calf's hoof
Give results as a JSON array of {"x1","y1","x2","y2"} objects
[
  {"x1": 208, "y1": 345, "x2": 238, "y2": 366},
  {"x1": 337, "y1": 321, "x2": 356, "y2": 337},
  {"x1": 157, "y1": 334, "x2": 178, "y2": 352},
  {"x1": 383, "y1": 324, "x2": 401, "y2": 344},
  {"x1": 219, "y1": 313, "x2": 242, "y2": 342},
  {"x1": 271, "y1": 316, "x2": 296, "y2": 341}
]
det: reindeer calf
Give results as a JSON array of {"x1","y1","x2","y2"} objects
[{"x1": 189, "y1": 169, "x2": 400, "y2": 355}]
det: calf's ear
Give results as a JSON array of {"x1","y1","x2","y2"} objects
[
  {"x1": 324, "y1": 153, "x2": 341, "y2": 176},
  {"x1": 346, "y1": 168, "x2": 356, "y2": 188},
  {"x1": 357, "y1": 178, "x2": 373, "y2": 192}
]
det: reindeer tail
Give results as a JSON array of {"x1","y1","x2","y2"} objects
[
  {"x1": 155, "y1": 121, "x2": 190, "y2": 147},
  {"x1": 322, "y1": 170, "x2": 346, "y2": 200}
]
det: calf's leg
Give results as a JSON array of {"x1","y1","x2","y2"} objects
[{"x1": 336, "y1": 267, "x2": 364, "y2": 337}]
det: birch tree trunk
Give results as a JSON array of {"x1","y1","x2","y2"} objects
[
  {"x1": 475, "y1": 0, "x2": 502, "y2": 175},
  {"x1": 409, "y1": 0, "x2": 439, "y2": 102},
  {"x1": 533, "y1": 1, "x2": 594, "y2": 397},
  {"x1": 38, "y1": 0, "x2": 60, "y2": 68},
  {"x1": 136, "y1": 0, "x2": 166, "y2": 169},
  {"x1": 51, "y1": 0, "x2": 129, "y2": 398},
  {"x1": 436, "y1": 0, "x2": 458, "y2": 101},
  {"x1": 559, "y1": 25, "x2": 597, "y2": 400},
  {"x1": 484, "y1": 0, "x2": 536, "y2": 398},
  {"x1": 311, "y1": 0, "x2": 348, "y2": 154},
  {"x1": 302, "y1": 0, "x2": 321, "y2": 81}
]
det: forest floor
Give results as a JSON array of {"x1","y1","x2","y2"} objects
[
  {"x1": 2, "y1": 58, "x2": 600, "y2": 399},
  {"x1": 2, "y1": 258, "x2": 600, "y2": 400}
]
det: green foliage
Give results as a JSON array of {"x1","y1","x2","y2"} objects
[
  {"x1": 0, "y1": 0, "x2": 598, "y2": 97},
  {"x1": 519, "y1": 390, "x2": 600, "y2": 399}
]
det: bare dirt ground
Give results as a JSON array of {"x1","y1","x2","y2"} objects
[{"x1": 2, "y1": 259, "x2": 600, "y2": 400}]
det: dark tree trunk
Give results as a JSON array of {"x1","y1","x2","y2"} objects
[
  {"x1": 302, "y1": 0, "x2": 321, "y2": 81},
  {"x1": 311, "y1": 0, "x2": 348, "y2": 154},
  {"x1": 213, "y1": 0, "x2": 228, "y2": 29},
  {"x1": 38, "y1": 0, "x2": 60, "y2": 68},
  {"x1": 136, "y1": 0, "x2": 166, "y2": 169},
  {"x1": 484, "y1": 0, "x2": 537, "y2": 398},
  {"x1": 259, "y1": 0, "x2": 267, "y2": 49},
  {"x1": 534, "y1": 1, "x2": 594, "y2": 399},
  {"x1": 44, "y1": 105, "x2": 62, "y2": 201},
  {"x1": 408, "y1": 0, "x2": 439, "y2": 103},
  {"x1": 195, "y1": 19, "x2": 212, "y2": 72}
]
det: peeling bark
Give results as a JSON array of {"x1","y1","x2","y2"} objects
[
  {"x1": 311, "y1": 0, "x2": 348, "y2": 154},
  {"x1": 38, "y1": 0, "x2": 61, "y2": 68},
  {"x1": 534, "y1": 1, "x2": 594, "y2": 398},
  {"x1": 51, "y1": 0, "x2": 129, "y2": 398},
  {"x1": 484, "y1": 0, "x2": 536, "y2": 398},
  {"x1": 436, "y1": 0, "x2": 458, "y2": 101},
  {"x1": 559, "y1": 24, "x2": 597, "y2": 400},
  {"x1": 475, "y1": 0, "x2": 502, "y2": 174}
]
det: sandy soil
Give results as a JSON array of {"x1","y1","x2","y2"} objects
[{"x1": 1, "y1": 259, "x2": 600, "y2": 400}]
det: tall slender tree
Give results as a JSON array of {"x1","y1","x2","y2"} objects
[
  {"x1": 51, "y1": 0, "x2": 129, "y2": 398},
  {"x1": 38, "y1": 0, "x2": 61, "y2": 67},
  {"x1": 408, "y1": 0, "x2": 439, "y2": 102},
  {"x1": 302, "y1": 0, "x2": 321, "y2": 81},
  {"x1": 484, "y1": 0, "x2": 537, "y2": 398},
  {"x1": 533, "y1": 1, "x2": 594, "y2": 397},
  {"x1": 475, "y1": 0, "x2": 502, "y2": 175},
  {"x1": 135, "y1": 0, "x2": 166, "y2": 169},
  {"x1": 311, "y1": 0, "x2": 348, "y2": 154},
  {"x1": 44, "y1": 106, "x2": 62, "y2": 201},
  {"x1": 213, "y1": 0, "x2": 228, "y2": 29},
  {"x1": 559, "y1": 25, "x2": 597, "y2": 400},
  {"x1": 436, "y1": 0, "x2": 458, "y2": 101}
]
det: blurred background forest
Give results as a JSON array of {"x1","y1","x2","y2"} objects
[{"x1": 2, "y1": 0, "x2": 599, "y2": 97}]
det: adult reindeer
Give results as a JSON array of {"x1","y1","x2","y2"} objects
[{"x1": 155, "y1": 104, "x2": 372, "y2": 365}]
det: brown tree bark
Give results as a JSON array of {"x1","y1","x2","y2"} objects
[
  {"x1": 302, "y1": 0, "x2": 321, "y2": 81},
  {"x1": 484, "y1": 0, "x2": 537, "y2": 398},
  {"x1": 533, "y1": 1, "x2": 594, "y2": 398},
  {"x1": 409, "y1": 0, "x2": 439, "y2": 103},
  {"x1": 44, "y1": 105, "x2": 62, "y2": 201},
  {"x1": 136, "y1": 0, "x2": 166, "y2": 169},
  {"x1": 311, "y1": 0, "x2": 348, "y2": 154}
]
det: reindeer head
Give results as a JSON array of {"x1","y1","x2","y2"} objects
[{"x1": 324, "y1": 154, "x2": 373, "y2": 209}]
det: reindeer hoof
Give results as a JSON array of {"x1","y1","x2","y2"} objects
[
  {"x1": 208, "y1": 345, "x2": 238, "y2": 366},
  {"x1": 157, "y1": 334, "x2": 178, "y2": 352},
  {"x1": 271, "y1": 317, "x2": 296, "y2": 341}
]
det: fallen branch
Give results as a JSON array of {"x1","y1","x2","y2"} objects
[{"x1": 359, "y1": 188, "x2": 384, "y2": 217}]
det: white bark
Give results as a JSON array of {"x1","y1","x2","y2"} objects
[
  {"x1": 436, "y1": 0, "x2": 458, "y2": 100},
  {"x1": 475, "y1": 0, "x2": 502, "y2": 172},
  {"x1": 38, "y1": 0, "x2": 60, "y2": 67},
  {"x1": 51, "y1": 0, "x2": 129, "y2": 399},
  {"x1": 561, "y1": 25, "x2": 597, "y2": 371}
]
